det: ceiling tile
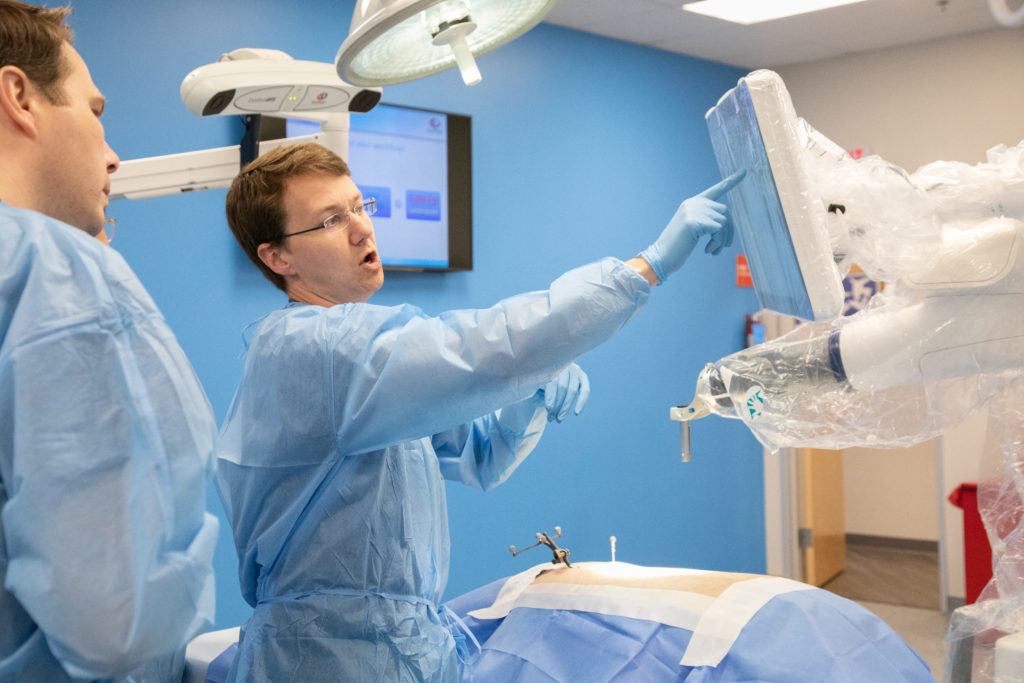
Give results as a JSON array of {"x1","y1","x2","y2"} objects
[
  {"x1": 570, "y1": 5, "x2": 720, "y2": 45},
  {"x1": 544, "y1": 0, "x2": 648, "y2": 30},
  {"x1": 543, "y1": 0, "x2": 1005, "y2": 69},
  {"x1": 654, "y1": 26, "x2": 838, "y2": 68}
]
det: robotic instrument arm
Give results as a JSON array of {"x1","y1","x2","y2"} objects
[
  {"x1": 672, "y1": 70, "x2": 1024, "y2": 457},
  {"x1": 681, "y1": 69, "x2": 1024, "y2": 682},
  {"x1": 674, "y1": 216, "x2": 1024, "y2": 455},
  {"x1": 109, "y1": 48, "x2": 381, "y2": 200}
]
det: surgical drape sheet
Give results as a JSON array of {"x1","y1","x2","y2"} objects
[
  {"x1": 0, "y1": 206, "x2": 218, "y2": 680},
  {"x1": 445, "y1": 573, "x2": 934, "y2": 682},
  {"x1": 216, "y1": 258, "x2": 649, "y2": 681}
]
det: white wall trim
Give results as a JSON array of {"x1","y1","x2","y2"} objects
[
  {"x1": 935, "y1": 436, "x2": 951, "y2": 612},
  {"x1": 764, "y1": 446, "x2": 801, "y2": 580}
]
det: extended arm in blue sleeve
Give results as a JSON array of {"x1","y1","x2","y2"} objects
[
  {"x1": 327, "y1": 259, "x2": 649, "y2": 455},
  {"x1": 433, "y1": 392, "x2": 549, "y2": 491}
]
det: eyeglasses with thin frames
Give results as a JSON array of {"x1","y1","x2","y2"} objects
[
  {"x1": 279, "y1": 198, "x2": 378, "y2": 241},
  {"x1": 102, "y1": 216, "x2": 117, "y2": 244}
]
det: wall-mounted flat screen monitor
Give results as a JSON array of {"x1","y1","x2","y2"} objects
[{"x1": 265, "y1": 104, "x2": 472, "y2": 271}]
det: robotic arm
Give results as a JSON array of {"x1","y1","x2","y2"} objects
[
  {"x1": 675, "y1": 215, "x2": 1023, "y2": 453},
  {"x1": 673, "y1": 70, "x2": 1024, "y2": 455},
  {"x1": 679, "y1": 70, "x2": 1024, "y2": 682}
]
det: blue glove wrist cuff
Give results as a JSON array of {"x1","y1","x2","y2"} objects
[{"x1": 638, "y1": 246, "x2": 667, "y2": 284}]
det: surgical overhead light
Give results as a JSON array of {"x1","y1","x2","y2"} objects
[
  {"x1": 336, "y1": 0, "x2": 558, "y2": 87},
  {"x1": 989, "y1": 0, "x2": 1024, "y2": 27}
]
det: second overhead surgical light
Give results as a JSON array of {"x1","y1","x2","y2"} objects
[{"x1": 336, "y1": 0, "x2": 558, "y2": 87}]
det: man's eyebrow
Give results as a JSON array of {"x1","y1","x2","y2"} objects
[{"x1": 315, "y1": 202, "x2": 346, "y2": 217}]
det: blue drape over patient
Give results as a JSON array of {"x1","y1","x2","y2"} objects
[
  {"x1": 444, "y1": 575, "x2": 935, "y2": 683},
  {"x1": 216, "y1": 258, "x2": 650, "y2": 681},
  {"x1": 0, "y1": 206, "x2": 218, "y2": 681}
]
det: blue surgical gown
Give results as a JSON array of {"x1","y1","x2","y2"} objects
[
  {"x1": 216, "y1": 258, "x2": 650, "y2": 681},
  {"x1": 0, "y1": 205, "x2": 219, "y2": 681}
]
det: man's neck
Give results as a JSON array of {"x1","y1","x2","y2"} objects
[
  {"x1": 285, "y1": 282, "x2": 336, "y2": 308},
  {"x1": 0, "y1": 159, "x2": 42, "y2": 213}
]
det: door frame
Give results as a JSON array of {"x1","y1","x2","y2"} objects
[
  {"x1": 763, "y1": 443, "x2": 950, "y2": 611},
  {"x1": 763, "y1": 446, "x2": 802, "y2": 580}
]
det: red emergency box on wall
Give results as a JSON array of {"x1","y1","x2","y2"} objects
[{"x1": 948, "y1": 483, "x2": 992, "y2": 604}]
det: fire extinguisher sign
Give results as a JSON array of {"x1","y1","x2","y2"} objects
[{"x1": 736, "y1": 254, "x2": 753, "y2": 288}]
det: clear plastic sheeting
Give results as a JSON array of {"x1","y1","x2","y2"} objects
[
  {"x1": 696, "y1": 70, "x2": 1024, "y2": 682},
  {"x1": 915, "y1": 142, "x2": 1024, "y2": 227},
  {"x1": 688, "y1": 210, "x2": 1023, "y2": 453},
  {"x1": 806, "y1": 144, "x2": 944, "y2": 283},
  {"x1": 946, "y1": 382, "x2": 1024, "y2": 681}
]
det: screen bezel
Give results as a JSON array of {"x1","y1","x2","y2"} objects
[{"x1": 257, "y1": 103, "x2": 472, "y2": 272}]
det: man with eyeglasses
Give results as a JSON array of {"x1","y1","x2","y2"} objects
[{"x1": 218, "y1": 141, "x2": 743, "y2": 681}]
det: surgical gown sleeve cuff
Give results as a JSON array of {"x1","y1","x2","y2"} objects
[
  {"x1": 608, "y1": 256, "x2": 653, "y2": 297},
  {"x1": 435, "y1": 392, "x2": 548, "y2": 491}
]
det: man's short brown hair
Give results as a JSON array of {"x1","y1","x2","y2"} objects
[
  {"x1": 226, "y1": 142, "x2": 351, "y2": 292},
  {"x1": 0, "y1": 1, "x2": 73, "y2": 104}
]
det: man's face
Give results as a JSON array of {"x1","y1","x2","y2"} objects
[
  {"x1": 277, "y1": 172, "x2": 384, "y2": 304},
  {"x1": 36, "y1": 44, "x2": 120, "y2": 235}
]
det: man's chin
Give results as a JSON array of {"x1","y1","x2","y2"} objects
[
  {"x1": 352, "y1": 274, "x2": 384, "y2": 304},
  {"x1": 69, "y1": 209, "x2": 105, "y2": 237}
]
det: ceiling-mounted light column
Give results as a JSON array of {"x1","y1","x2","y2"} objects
[{"x1": 425, "y1": 2, "x2": 482, "y2": 86}]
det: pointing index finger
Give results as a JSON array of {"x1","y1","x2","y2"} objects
[{"x1": 698, "y1": 169, "x2": 747, "y2": 200}]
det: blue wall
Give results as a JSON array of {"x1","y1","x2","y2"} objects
[{"x1": 67, "y1": 0, "x2": 763, "y2": 628}]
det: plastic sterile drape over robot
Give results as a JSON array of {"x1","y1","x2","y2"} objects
[{"x1": 681, "y1": 70, "x2": 1024, "y2": 682}]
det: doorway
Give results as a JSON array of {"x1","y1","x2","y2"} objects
[
  {"x1": 762, "y1": 439, "x2": 951, "y2": 674},
  {"x1": 817, "y1": 442, "x2": 942, "y2": 611}
]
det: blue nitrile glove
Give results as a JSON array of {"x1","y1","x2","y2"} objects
[
  {"x1": 542, "y1": 363, "x2": 590, "y2": 423},
  {"x1": 639, "y1": 170, "x2": 746, "y2": 283}
]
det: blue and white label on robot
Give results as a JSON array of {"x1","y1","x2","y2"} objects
[
  {"x1": 842, "y1": 271, "x2": 879, "y2": 316},
  {"x1": 744, "y1": 386, "x2": 766, "y2": 421}
]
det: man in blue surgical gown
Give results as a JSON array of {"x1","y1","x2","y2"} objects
[
  {"x1": 218, "y1": 142, "x2": 743, "y2": 681},
  {"x1": 0, "y1": 2, "x2": 218, "y2": 680}
]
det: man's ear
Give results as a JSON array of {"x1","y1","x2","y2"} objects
[
  {"x1": 257, "y1": 242, "x2": 296, "y2": 277},
  {"x1": 0, "y1": 66, "x2": 41, "y2": 139}
]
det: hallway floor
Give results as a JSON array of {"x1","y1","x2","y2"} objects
[{"x1": 823, "y1": 542, "x2": 940, "y2": 609}]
